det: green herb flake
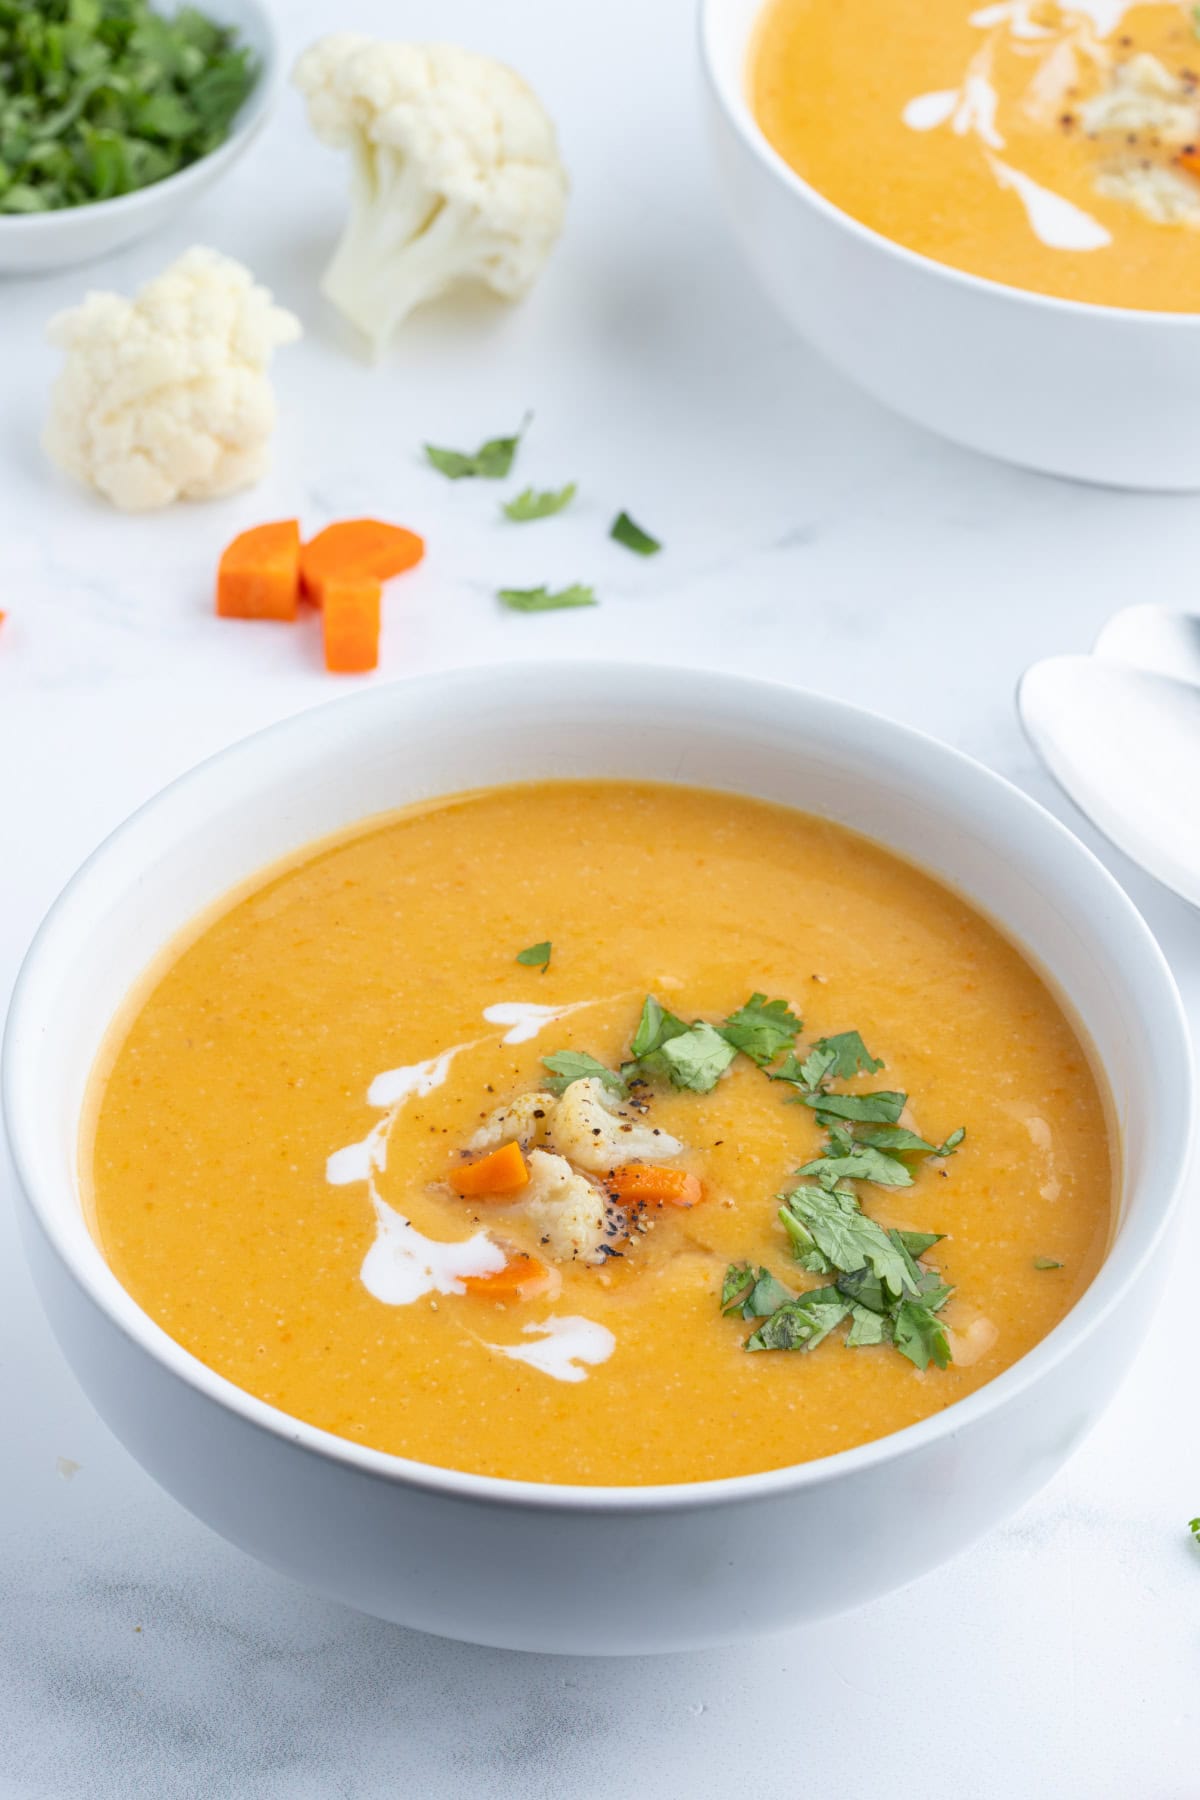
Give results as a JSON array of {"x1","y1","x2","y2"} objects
[
  {"x1": 610, "y1": 511, "x2": 661, "y2": 556},
  {"x1": 1033, "y1": 1255, "x2": 1063, "y2": 1271},
  {"x1": 541, "y1": 1051, "x2": 626, "y2": 1098},
  {"x1": 425, "y1": 419, "x2": 528, "y2": 480},
  {"x1": 1193, "y1": 3, "x2": 1200, "y2": 40},
  {"x1": 498, "y1": 583, "x2": 597, "y2": 613},
  {"x1": 804, "y1": 1089, "x2": 907, "y2": 1125},
  {"x1": 503, "y1": 482, "x2": 577, "y2": 522},
  {"x1": 0, "y1": 0, "x2": 256, "y2": 215},
  {"x1": 719, "y1": 993, "x2": 803, "y2": 1068},
  {"x1": 892, "y1": 1300, "x2": 952, "y2": 1371},
  {"x1": 810, "y1": 1031, "x2": 884, "y2": 1080},
  {"x1": 720, "y1": 1263, "x2": 794, "y2": 1320},
  {"x1": 796, "y1": 1147, "x2": 915, "y2": 1190},
  {"x1": 745, "y1": 1287, "x2": 851, "y2": 1353},
  {"x1": 1189, "y1": 1517, "x2": 1200, "y2": 1542},
  {"x1": 516, "y1": 940, "x2": 552, "y2": 969},
  {"x1": 780, "y1": 1185, "x2": 919, "y2": 1297},
  {"x1": 658, "y1": 1021, "x2": 738, "y2": 1093}
]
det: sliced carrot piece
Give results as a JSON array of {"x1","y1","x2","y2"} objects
[
  {"x1": 463, "y1": 1252, "x2": 551, "y2": 1300},
  {"x1": 1178, "y1": 147, "x2": 1200, "y2": 178},
  {"x1": 301, "y1": 519, "x2": 424, "y2": 604},
  {"x1": 216, "y1": 520, "x2": 300, "y2": 621},
  {"x1": 605, "y1": 1164, "x2": 703, "y2": 1208},
  {"x1": 322, "y1": 576, "x2": 382, "y2": 674},
  {"x1": 449, "y1": 1140, "x2": 530, "y2": 1198}
]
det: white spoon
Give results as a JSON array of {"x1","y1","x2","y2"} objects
[
  {"x1": 1017, "y1": 654, "x2": 1200, "y2": 910},
  {"x1": 1093, "y1": 604, "x2": 1200, "y2": 685}
]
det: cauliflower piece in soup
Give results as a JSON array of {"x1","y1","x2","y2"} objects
[
  {"x1": 42, "y1": 247, "x2": 300, "y2": 512},
  {"x1": 520, "y1": 1151, "x2": 612, "y2": 1264},
  {"x1": 549, "y1": 1078, "x2": 683, "y2": 1174},
  {"x1": 467, "y1": 1090, "x2": 558, "y2": 1154}
]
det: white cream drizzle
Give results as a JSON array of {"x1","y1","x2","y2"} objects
[
  {"x1": 903, "y1": 1, "x2": 1125, "y2": 252},
  {"x1": 485, "y1": 1316, "x2": 617, "y2": 1384},
  {"x1": 987, "y1": 154, "x2": 1112, "y2": 247},
  {"x1": 482, "y1": 1000, "x2": 589, "y2": 1044},
  {"x1": 360, "y1": 1186, "x2": 506, "y2": 1305}
]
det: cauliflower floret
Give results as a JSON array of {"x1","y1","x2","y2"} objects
[
  {"x1": 42, "y1": 248, "x2": 300, "y2": 512},
  {"x1": 293, "y1": 35, "x2": 568, "y2": 355},
  {"x1": 467, "y1": 1090, "x2": 559, "y2": 1154},
  {"x1": 1080, "y1": 53, "x2": 1200, "y2": 146},
  {"x1": 549, "y1": 1078, "x2": 683, "y2": 1174},
  {"x1": 520, "y1": 1150, "x2": 611, "y2": 1264},
  {"x1": 1094, "y1": 158, "x2": 1200, "y2": 225}
]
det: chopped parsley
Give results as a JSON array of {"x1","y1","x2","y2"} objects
[
  {"x1": 503, "y1": 483, "x2": 577, "y2": 522},
  {"x1": 0, "y1": 0, "x2": 257, "y2": 214},
  {"x1": 541, "y1": 1050, "x2": 626, "y2": 1097},
  {"x1": 610, "y1": 511, "x2": 661, "y2": 556},
  {"x1": 425, "y1": 419, "x2": 527, "y2": 480},
  {"x1": 498, "y1": 582, "x2": 597, "y2": 613},
  {"x1": 719, "y1": 993, "x2": 802, "y2": 1067},
  {"x1": 516, "y1": 940, "x2": 551, "y2": 969},
  {"x1": 1033, "y1": 1255, "x2": 1063, "y2": 1271}
]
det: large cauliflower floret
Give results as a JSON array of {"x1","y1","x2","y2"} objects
[
  {"x1": 43, "y1": 247, "x2": 300, "y2": 512},
  {"x1": 293, "y1": 35, "x2": 568, "y2": 355},
  {"x1": 550, "y1": 1078, "x2": 684, "y2": 1174}
]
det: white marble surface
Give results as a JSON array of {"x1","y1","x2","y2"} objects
[{"x1": 2, "y1": 1, "x2": 1199, "y2": 1794}]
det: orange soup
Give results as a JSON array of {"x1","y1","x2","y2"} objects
[
  {"x1": 752, "y1": 0, "x2": 1200, "y2": 310},
  {"x1": 85, "y1": 782, "x2": 1114, "y2": 1486}
]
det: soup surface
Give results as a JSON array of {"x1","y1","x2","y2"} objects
[
  {"x1": 751, "y1": 0, "x2": 1200, "y2": 309},
  {"x1": 87, "y1": 782, "x2": 1113, "y2": 1486}
]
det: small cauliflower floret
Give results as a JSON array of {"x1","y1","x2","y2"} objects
[
  {"x1": 43, "y1": 248, "x2": 300, "y2": 512},
  {"x1": 1094, "y1": 159, "x2": 1200, "y2": 226},
  {"x1": 293, "y1": 35, "x2": 568, "y2": 355},
  {"x1": 467, "y1": 1089, "x2": 558, "y2": 1154},
  {"x1": 549, "y1": 1077, "x2": 683, "y2": 1175},
  {"x1": 1080, "y1": 53, "x2": 1200, "y2": 146},
  {"x1": 520, "y1": 1150, "x2": 610, "y2": 1264}
]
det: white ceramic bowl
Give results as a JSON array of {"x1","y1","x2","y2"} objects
[
  {"x1": 0, "y1": 0, "x2": 279, "y2": 275},
  {"x1": 700, "y1": 0, "x2": 1200, "y2": 490},
  {"x1": 3, "y1": 664, "x2": 1192, "y2": 1654}
]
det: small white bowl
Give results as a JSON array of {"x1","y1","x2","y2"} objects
[
  {"x1": 2, "y1": 664, "x2": 1191, "y2": 1654},
  {"x1": 700, "y1": 0, "x2": 1200, "y2": 490},
  {"x1": 0, "y1": 0, "x2": 280, "y2": 276}
]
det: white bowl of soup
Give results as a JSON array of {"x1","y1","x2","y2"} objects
[
  {"x1": 700, "y1": 0, "x2": 1200, "y2": 488},
  {"x1": 2, "y1": 664, "x2": 1191, "y2": 1654}
]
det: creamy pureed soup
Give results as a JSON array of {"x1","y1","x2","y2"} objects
[
  {"x1": 86, "y1": 782, "x2": 1114, "y2": 1486},
  {"x1": 752, "y1": 0, "x2": 1200, "y2": 309}
]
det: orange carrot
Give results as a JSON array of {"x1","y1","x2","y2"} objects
[
  {"x1": 1179, "y1": 147, "x2": 1200, "y2": 178},
  {"x1": 449, "y1": 1140, "x2": 530, "y2": 1198},
  {"x1": 322, "y1": 577, "x2": 382, "y2": 674},
  {"x1": 605, "y1": 1164, "x2": 703, "y2": 1208},
  {"x1": 301, "y1": 519, "x2": 424, "y2": 605},
  {"x1": 216, "y1": 520, "x2": 301, "y2": 621},
  {"x1": 462, "y1": 1252, "x2": 550, "y2": 1300}
]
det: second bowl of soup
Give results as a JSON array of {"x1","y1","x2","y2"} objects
[
  {"x1": 702, "y1": 0, "x2": 1200, "y2": 487},
  {"x1": 4, "y1": 663, "x2": 1190, "y2": 1651}
]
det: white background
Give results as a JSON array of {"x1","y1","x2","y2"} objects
[{"x1": 2, "y1": 0, "x2": 1199, "y2": 1794}]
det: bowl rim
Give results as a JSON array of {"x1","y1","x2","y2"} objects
[
  {"x1": 3, "y1": 662, "x2": 1193, "y2": 1515},
  {"x1": 0, "y1": 0, "x2": 281, "y2": 236},
  {"x1": 697, "y1": 0, "x2": 1200, "y2": 329}
]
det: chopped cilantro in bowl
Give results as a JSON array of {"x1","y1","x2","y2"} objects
[{"x1": 0, "y1": 0, "x2": 260, "y2": 217}]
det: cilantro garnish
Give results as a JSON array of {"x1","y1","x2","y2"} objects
[
  {"x1": 503, "y1": 483, "x2": 576, "y2": 522},
  {"x1": 802, "y1": 1089, "x2": 905, "y2": 1124},
  {"x1": 796, "y1": 1146, "x2": 915, "y2": 1189},
  {"x1": 610, "y1": 511, "x2": 661, "y2": 556},
  {"x1": 425, "y1": 419, "x2": 527, "y2": 480},
  {"x1": 516, "y1": 940, "x2": 551, "y2": 969},
  {"x1": 622, "y1": 997, "x2": 736, "y2": 1092},
  {"x1": 721, "y1": 1263, "x2": 793, "y2": 1320},
  {"x1": 893, "y1": 1300, "x2": 952, "y2": 1371},
  {"x1": 719, "y1": 994, "x2": 802, "y2": 1067},
  {"x1": 541, "y1": 1051, "x2": 626, "y2": 1097},
  {"x1": 1190, "y1": 1517, "x2": 1200, "y2": 1543},
  {"x1": 1192, "y1": 3, "x2": 1200, "y2": 39},
  {"x1": 1033, "y1": 1255, "x2": 1063, "y2": 1271},
  {"x1": 780, "y1": 1186, "x2": 920, "y2": 1298},
  {"x1": 498, "y1": 583, "x2": 597, "y2": 613},
  {"x1": 746, "y1": 1287, "x2": 850, "y2": 1352}
]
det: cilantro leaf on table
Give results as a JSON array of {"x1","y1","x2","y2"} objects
[
  {"x1": 610, "y1": 511, "x2": 661, "y2": 556},
  {"x1": 425, "y1": 419, "x2": 527, "y2": 479},
  {"x1": 541, "y1": 1051, "x2": 626, "y2": 1097},
  {"x1": 503, "y1": 482, "x2": 577, "y2": 522},
  {"x1": 719, "y1": 993, "x2": 803, "y2": 1067},
  {"x1": 498, "y1": 583, "x2": 597, "y2": 613}
]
